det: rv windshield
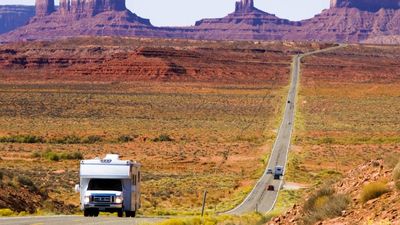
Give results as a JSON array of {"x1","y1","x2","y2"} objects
[{"x1": 88, "y1": 179, "x2": 122, "y2": 191}]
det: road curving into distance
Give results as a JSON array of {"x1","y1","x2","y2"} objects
[
  {"x1": 0, "y1": 45, "x2": 344, "y2": 224},
  {"x1": 226, "y1": 45, "x2": 345, "y2": 215}
]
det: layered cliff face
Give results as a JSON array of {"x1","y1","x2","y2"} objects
[
  {"x1": 291, "y1": 4, "x2": 400, "y2": 42},
  {"x1": 331, "y1": 0, "x2": 400, "y2": 11},
  {"x1": 0, "y1": 6, "x2": 35, "y2": 35},
  {"x1": 234, "y1": 0, "x2": 255, "y2": 12},
  {"x1": 35, "y1": 0, "x2": 54, "y2": 17},
  {"x1": 193, "y1": 0, "x2": 298, "y2": 40},
  {"x1": 59, "y1": 0, "x2": 126, "y2": 16},
  {"x1": 1, "y1": 0, "x2": 400, "y2": 43},
  {"x1": 2, "y1": 0, "x2": 154, "y2": 42}
]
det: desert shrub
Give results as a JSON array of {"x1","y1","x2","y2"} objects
[
  {"x1": 18, "y1": 176, "x2": 37, "y2": 192},
  {"x1": 50, "y1": 135, "x2": 81, "y2": 144},
  {"x1": 82, "y1": 135, "x2": 103, "y2": 144},
  {"x1": 303, "y1": 186, "x2": 335, "y2": 212},
  {"x1": 47, "y1": 152, "x2": 60, "y2": 161},
  {"x1": 0, "y1": 135, "x2": 43, "y2": 144},
  {"x1": 17, "y1": 176, "x2": 34, "y2": 187},
  {"x1": 302, "y1": 186, "x2": 350, "y2": 225},
  {"x1": 118, "y1": 135, "x2": 134, "y2": 143},
  {"x1": 153, "y1": 134, "x2": 173, "y2": 142},
  {"x1": 60, "y1": 152, "x2": 83, "y2": 160},
  {"x1": 158, "y1": 218, "x2": 186, "y2": 225},
  {"x1": 0, "y1": 208, "x2": 14, "y2": 217},
  {"x1": 360, "y1": 182, "x2": 390, "y2": 203},
  {"x1": 156, "y1": 213, "x2": 266, "y2": 225},
  {"x1": 31, "y1": 151, "x2": 42, "y2": 158},
  {"x1": 39, "y1": 150, "x2": 83, "y2": 161},
  {"x1": 394, "y1": 162, "x2": 400, "y2": 190},
  {"x1": 319, "y1": 137, "x2": 335, "y2": 145}
]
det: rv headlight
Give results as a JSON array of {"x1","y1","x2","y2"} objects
[
  {"x1": 84, "y1": 196, "x2": 90, "y2": 204},
  {"x1": 115, "y1": 196, "x2": 123, "y2": 204}
]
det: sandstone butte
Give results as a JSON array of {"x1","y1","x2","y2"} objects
[{"x1": 0, "y1": 0, "x2": 400, "y2": 43}]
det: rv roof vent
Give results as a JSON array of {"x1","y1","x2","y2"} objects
[{"x1": 105, "y1": 154, "x2": 120, "y2": 160}]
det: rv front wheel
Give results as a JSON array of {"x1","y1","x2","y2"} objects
[
  {"x1": 84, "y1": 209, "x2": 90, "y2": 217},
  {"x1": 117, "y1": 209, "x2": 123, "y2": 217}
]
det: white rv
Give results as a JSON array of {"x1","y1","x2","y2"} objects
[{"x1": 75, "y1": 154, "x2": 141, "y2": 217}]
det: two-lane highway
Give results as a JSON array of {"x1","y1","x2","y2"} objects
[
  {"x1": 0, "y1": 45, "x2": 344, "y2": 224},
  {"x1": 227, "y1": 45, "x2": 344, "y2": 215},
  {"x1": 0, "y1": 215, "x2": 163, "y2": 225},
  {"x1": 226, "y1": 54, "x2": 300, "y2": 214}
]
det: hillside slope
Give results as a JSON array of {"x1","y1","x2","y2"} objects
[{"x1": 269, "y1": 160, "x2": 400, "y2": 224}]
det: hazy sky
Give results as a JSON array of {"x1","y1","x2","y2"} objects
[{"x1": 8, "y1": 0, "x2": 330, "y2": 26}]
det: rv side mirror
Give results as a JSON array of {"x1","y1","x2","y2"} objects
[{"x1": 74, "y1": 184, "x2": 80, "y2": 193}]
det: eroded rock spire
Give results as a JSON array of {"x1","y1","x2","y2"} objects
[
  {"x1": 235, "y1": 0, "x2": 255, "y2": 13},
  {"x1": 35, "y1": 0, "x2": 54, "y2": 16}
]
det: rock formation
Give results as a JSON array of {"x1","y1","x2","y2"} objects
[
  {"x1": 59, "y1": 0, "x2": 126, "y2": 16},
  {"x1": 193, "y1": 0, "x2": 297, "y2": 40},
  {"x1": 35, "y1": 0, "x2": 54, "y2": 17},
  {"x1": 1, "y1": 0, "x2": 400, "y2": 44},
  {"x1": 0, "y1": 5, "x2": 35, "y2": 34},
  {"x1": 330, "y1": 0, "x2": 400, "y2": 11},
  {"x1": 290, "y1": 2, "x2": 400, "y2": 42},
  {"x1": 235, "y1": 0, "x2": 255, "y2": 13}
]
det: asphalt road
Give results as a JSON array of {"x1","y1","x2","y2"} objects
[
  {"x1": 226, "y1": 45, "x2": 344, "y2": 215},
  {"x1": 0, "y1": 45, "x2": 344, "y2": 224},
  {"x1": 0, "y1": 215, "x2": 163, "y2": 225}
]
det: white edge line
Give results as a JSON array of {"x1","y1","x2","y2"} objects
[
  {"x1": 226, "y1": 55, "x2": 298, "y2": 214},
  {"x1": 266, "y1": 45, "x2": 346, "y2": 213}
]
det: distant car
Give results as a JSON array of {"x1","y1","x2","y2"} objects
[
  {"x1": 287, "y1": 100, "x2": 291, "y2": 104},
  {"x1": 267, "y1": 185, "x2": 275, "y2": 191},
  {"x1": 267, "y1": 169, "x2": 273, "y2": 174},
  {"x1": 274, "y1": 166, "x2": 284, "y2": 180}
]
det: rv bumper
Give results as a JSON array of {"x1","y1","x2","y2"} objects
[{"x1": 84, "y1": 203, "x2": 123, "y2": 209}]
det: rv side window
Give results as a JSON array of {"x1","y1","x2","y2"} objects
[{"x1": 88, "y1": 179, "x2": 122, "y2": 191}]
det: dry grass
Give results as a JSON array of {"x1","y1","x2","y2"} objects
[
  {"x1": 360, "y1": 182, "x2": 390, "y2": 203},
  {"x1": 155, "y1": 213, "x2": 267, "y2": 225},
  {"x1": 394, "y1": 163, "x2": 400, "y2": 190},
  {"x1": 0, "y1": 81, "x2": 287, "y2": 215},
  {"x1": 288, "y1": 45, "x2": 400, "y2": 186},
  {"x1": 302, "y1": 186, "x2": 350, "y2": 225}
]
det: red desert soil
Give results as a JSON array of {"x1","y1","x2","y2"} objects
[{"x1": 269, "y1": 160, "x2": 400, "y2": 225}]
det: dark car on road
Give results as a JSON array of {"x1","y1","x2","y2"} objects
[{"x1": 267, "y1": 185, "x2": 275, "y2": 191}]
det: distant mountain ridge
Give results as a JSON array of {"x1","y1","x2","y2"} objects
[
  {"x1": 1, "y1": 0, "x2": 400, "y2": 44},
  {"x1": 0, "y1": 5, "x2": 35, "y2": 35}
]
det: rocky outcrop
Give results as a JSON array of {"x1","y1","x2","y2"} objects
[
  {"x1": 1, "y1": 0, "x2": 400, "y2": 43},
  {"x1": 193, "y1": 0, "x2": 298, "y2": 40},
  {"x1": 0, "y1": 37, "x2": 302, "y2": 83},
  {"x1": 268, "y1": 160, "x2": 400, "y2": 225},
  {"x1": 235, "y1": 0, "x2": 255, "y2": 13},
  {"x1": 290, "y1": 7, "x2": 400, "y2": 43},
  {"x1": 0, "y1": 5, "x2": 35, "y2": 34},
  {"x1": 363, "y1": 35, "x2": 400, "y2": 44},
  {"x1": 330, "y1": 0, "x2": 400, "y2": 11},
  {"x1": 35, "y1": 0, "x2": 54, "y2": 17},
  {"x1": 59, "y1": 0, "x2": 126, "y2": 17}
]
